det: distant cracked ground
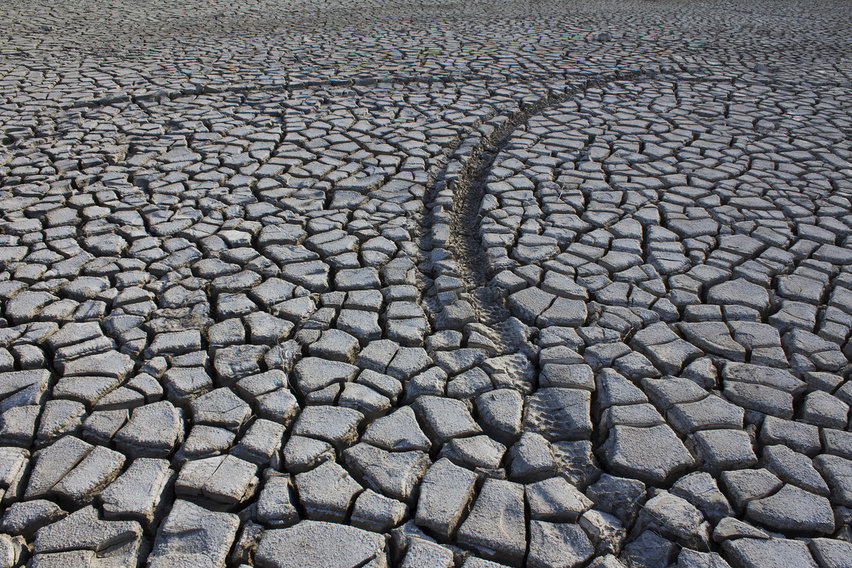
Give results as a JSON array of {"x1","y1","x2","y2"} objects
[{"x1": 0, "y1": 2, "x2": 851, "y2": 568}]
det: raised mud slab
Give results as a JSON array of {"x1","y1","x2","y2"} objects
[{"x1": 0, "y1": 1, "x2": 851, "y2": 567}]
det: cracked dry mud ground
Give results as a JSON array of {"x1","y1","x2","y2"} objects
[{"x1": 0, "y1": 1, "x2": 851, "y2": 568}]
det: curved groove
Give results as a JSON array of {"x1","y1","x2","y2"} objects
[{"x1": 420, "y1": 69, "x2": 662, "y2": 349}]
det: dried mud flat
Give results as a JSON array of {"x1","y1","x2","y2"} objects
[{"x1": 0, "y1": 1, "x2": 851, "y2": 567}]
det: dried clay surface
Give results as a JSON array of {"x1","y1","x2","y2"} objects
[{"x1": 0, "y1": 1, "x2": 851, "y2": 567}]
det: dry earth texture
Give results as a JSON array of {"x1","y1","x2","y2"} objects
[{"x1": 0, "y1": 1, "x2": 851, "y2": 567}]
